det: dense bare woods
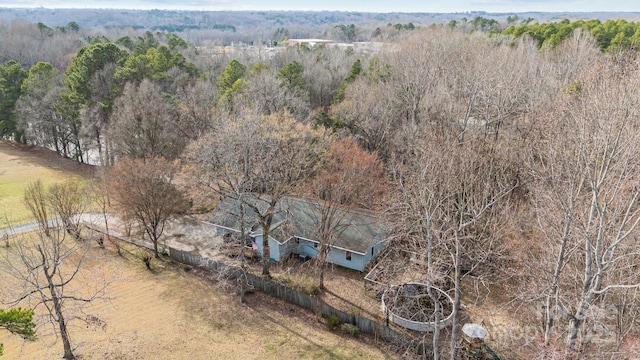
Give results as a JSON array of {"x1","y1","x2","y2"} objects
[
  {"x1": 339, "y1": 27, "x2": 640, "y2": 358},
  {"x1": 521, "y1": 53, "x2": 640, "y2": 358},
  {"x1": 5, "y1": 14, "x2": 640, "y2": 358}
]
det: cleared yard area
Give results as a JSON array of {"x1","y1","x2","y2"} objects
[
  {"x1": 0, "y1": 140, "x2": 94, "y2": 228},
  {"x1": 0, "y1": 237, "x2": 394, "y2": 360}
]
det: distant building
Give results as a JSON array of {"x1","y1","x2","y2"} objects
[
  {"x1": 287, "y1": 39, "x2": 334, "y2": 47},
  {"x1": 209, "y1": 196, "x2": 387, "y2": 272}
]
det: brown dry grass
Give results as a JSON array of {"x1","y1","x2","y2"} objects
[
  {"x1": 264, "y1": 260, "x2": 385, "y2": 322},
  {"x1": 0, "y1": 236, "x2": 394, "y2": 360}
]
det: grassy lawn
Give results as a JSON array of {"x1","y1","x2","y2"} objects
[
  {"x1": 0, "y1": 237, "x2": 393, "y2": 359},
  {"x1": 0, "y1": 141, "x2": 94, "y2": 228}
]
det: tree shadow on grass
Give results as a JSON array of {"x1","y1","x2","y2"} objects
[
  {"x1": 324, "y1": 288, "x2": 380, "y2": 320},
  {"x1": 0, "y1": 140, "x2": 95, "y2": 177},
  {"x1": 250, "y1": 297, "x2": 351, "y2": 360}
]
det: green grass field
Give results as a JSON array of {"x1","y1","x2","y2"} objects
[{"x1": 0, "y1": 141, "x2": 94, "y2": 228}]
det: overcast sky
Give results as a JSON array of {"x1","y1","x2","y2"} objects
[{"x1": 0, "y1": 0, "x2": 638, "y2": 12}]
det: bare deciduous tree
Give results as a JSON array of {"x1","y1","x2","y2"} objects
[
  {"x1": 88, "y1": 176, "x2": 118, "y2": 252},
  {"x1": 2, "y1": 182, "x2": 110, "y2": 360},
  {"x1": 109, "y1": 79, "x2": 185, "y2": 160},
  {"x1": 332, "y1": 78, "x2": 399, "y2": 160},
  {"x1": 388, "y1": 124, "x2": 518, "y2": 359},
  {"x1": 106, "y1": 157, "x2": 188, "y2": 258},
  {"x1": 1, "y1": 229, "x2": 88, "y2": 359},
  {"x1": 309, "y1": 136, "x2": 385, "y2": 290},
  {"x1": 175, "y1": 79, "x2": 217, "y2": 142},
  {"x1": 184, "y1": 109, "x2": 327, "y2": 276},
  {"x1": 48, "y1": 181, "x2": 92, "y2": 241},
  {"x1": 23, "y1": 180, "x2": 50, "y2": 237},
  {"x1": 526, "y1": 55, "x2": 640, "y2": 358}
]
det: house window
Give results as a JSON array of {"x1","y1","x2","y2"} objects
[
  {"x1": 371, "y1": 247, "x2": 374, "y2": 256},
  {"x1": 313, "y1": 242, "x2": 318, "y2": 248},
  {"x1": 346, "y1": 251, "x2": 352, "y2": 261}
]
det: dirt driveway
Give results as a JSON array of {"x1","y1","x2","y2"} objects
[{"x1": 80, "y1": 213, "x2": 225, "y2": 258}]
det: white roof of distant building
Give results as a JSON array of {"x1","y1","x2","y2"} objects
[{"x1": 288, "y1": 39, "x2": 333, "y2": 46}]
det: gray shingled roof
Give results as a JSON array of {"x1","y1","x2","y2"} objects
[{"x1": 211, "y1": 195, "x2": 384, "y2": 254}]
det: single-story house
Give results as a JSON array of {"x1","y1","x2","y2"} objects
[{"x1": 209, "y1": 196, "x2": 387, "y2": 272}]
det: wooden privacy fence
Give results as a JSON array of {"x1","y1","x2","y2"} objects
[
  {"x1": 83, "y1": 225, "x2": 426, "y2": 354},
  {"x1": 169, "y1": 247, "x2": 423, "y2": 352}
]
